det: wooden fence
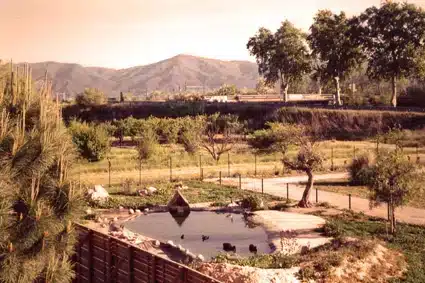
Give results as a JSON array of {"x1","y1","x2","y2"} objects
[{"x1": 73, "y1": 224, "x2": 221, "y2": 283}]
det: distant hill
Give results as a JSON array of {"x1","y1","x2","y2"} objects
[{"x1": 25, "y1": 54, "x2": 259, "y2": 98}]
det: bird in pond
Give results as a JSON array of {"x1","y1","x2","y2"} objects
[
  {"x1": 249, "y1": 244, "x2": 258, "y2": 254},
  {"x1": 226, "y1": 214, "x2": 233, "y2": 219},
  {"x1": 202, "y1": 235, "x2": 209, "y2": 241},
  {"x1": 181, "y1": 234, "x2": 184, "y2": 239}
]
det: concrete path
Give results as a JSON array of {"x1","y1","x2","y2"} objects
[{"x1": 209, "y1": 173, "x2": 425, "y2": 226}]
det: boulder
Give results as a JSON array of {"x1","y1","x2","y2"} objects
[
  {"x1": 146, "y1": 187, "x2": 158, "y2": 195},
  {"x1": 129, "y1": 209, "x2": 135, "y2": 215},
  {"x1": 87, "y1": 185, "x2": 109, "y2": 202}
]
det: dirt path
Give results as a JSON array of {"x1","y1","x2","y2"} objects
[{"x1": 209, "y1": 173, "x2": 425, "y2": 226}]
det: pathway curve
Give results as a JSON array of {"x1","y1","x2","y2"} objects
[{"x1": 208, "y1": 172, "x2": 425, "y2": 226}]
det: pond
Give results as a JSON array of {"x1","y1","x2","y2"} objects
[{"x1": 125, "y1": 211, "x2": 271, "y2": 260}]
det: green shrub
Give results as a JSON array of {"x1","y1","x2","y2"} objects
[
  {"x1": 69, "y1": 120, "x2": 110, "y2": 161},
  {"x1": 323, "y1": 220, "x2": 344, "y2": 239},
  {"x1": 349, "y1": 154, "x2": 374, "y2": 185},
  {"x1": 241, "y1": 195, "x2": 265, "y2": 211},
  {"x1": 247, "y1": 129, "x2": 276, "y2": 152},
  {"x1": 75, "y1": 88, "x2": 107, "y2": 106},
  {"x1": 137, "y1": 128, "x2": 159, "y2": 161}
]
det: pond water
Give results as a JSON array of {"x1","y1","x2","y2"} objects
[{"x1": 125, "y1": 211, "x2": 271, "y2": 260}]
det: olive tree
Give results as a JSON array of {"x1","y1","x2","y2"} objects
[
  {"x1": 247, "y1": 21, "x2": 311, "y2": 102},
  {"x1": 367, "y1": 150, "x2": 422, "y2": 234},
  {"x1": 250, "y1": 123, "x2": 323, "y2": 207}
]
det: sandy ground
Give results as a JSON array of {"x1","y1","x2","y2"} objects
[
  {"x1": 252, "y1": 210, "x2": 331, "y2": 254},
  {"x1": 209, "y1": 172, "x2": 425, "y2": 226}
]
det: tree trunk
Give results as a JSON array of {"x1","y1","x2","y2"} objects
[
  {"x1": 283, "y1": 84, "x2": 289, "y2": 102},
  {"x1": 279, "y1": 72, "x2": 289, "y2": 102},
  {"x1": 391, "y1": 76, "x2": 397, "y2": 108},
  {"x1": 317, "y1": 77, "x2": 322, "y2": 95},
  {"x1": 298, "y1": 170, "x2": 314, "y2": 208},
  {"x1": 334, "y1": 77, "x2": 342, "y2": 106}
]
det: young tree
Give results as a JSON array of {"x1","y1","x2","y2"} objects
[
  {"x1": 255, "y1": 78, "x2": 272, "y2": 95},
  {"x1": 0, "y1": 63, "x2": 83, "y2": 282},
  {"x1": 367, "y1": 150, "x2": 422, "y2": 233},
  {"x1": 247, "y1": 21, "x2": 311, "y2": 102},
  {"x1": 75, "y1": 88, "x2": 107, "y2": 106},
  {"x1": 201, "y1": 114, "x2": 243, "y2": 163},
  {"x1": 250, "y1": 123, "x2": 323, "y2": 207},
  {"x1": 308, "y1": 10, "x2": 364, "y2": 105},
  {"x1": 215, "y1": 84, "x2": 239, "y2": 97},
  {"x1": 358, "y1": 1, "x2": 425, "y2": 107}
]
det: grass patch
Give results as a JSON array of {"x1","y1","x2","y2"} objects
[{"x1": 88, "y1": 180, "x2": 284, "y2": 209}]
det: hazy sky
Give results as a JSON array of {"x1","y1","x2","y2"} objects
[{"x1": 0, "y1": 0, "x2": 383, "y2": 68}]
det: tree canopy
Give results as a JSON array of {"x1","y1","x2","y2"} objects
[
  {"x1": 357, "y1": 1, "x2": 425, "y2": 107},
  {"x1": 308, "y1": 10, "x2": 364, "y2": 105},
  {"x1": 75, "y1": 88, "x2": 107, "y2": 106},
  {"x1": 247, "y1": 21, "x2": 311, "y2": 102}
]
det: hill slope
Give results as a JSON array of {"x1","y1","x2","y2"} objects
[{"x1": 26, "y1": 54, "x2": 259, "y2": 98}]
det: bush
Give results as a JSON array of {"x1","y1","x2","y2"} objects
[
  {"x1": 349, "y1": 154, "x2": 374, "y2": 185},
  {"x1": 137, "y1": 128, "x2": 159, "y2": 161},
  {"x1": 75, "y1": 88, "x2": 107, "y2": 106},
  {"x1": 323, "y1": 220, "x2": 344, "y2": 239},
  {"x1": 241, "y1": 195, "x2": 265, "y2": 211},
  {"x1": 68, "y1": 120, "x2": 110, "y2": 161},
  {"x1": 247, "y1": 129, "x2": 276, "y2": 152}
]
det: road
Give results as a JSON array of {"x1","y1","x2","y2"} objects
[{"x1": 210, "y1": 172, "x2": 425, "y2": 226}]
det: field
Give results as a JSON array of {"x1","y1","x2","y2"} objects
[{"x1": 74, "y1": 139, "x2": 425, "y2": 187}]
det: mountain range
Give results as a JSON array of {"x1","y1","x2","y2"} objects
[{"x1": 25, "y1": 54, "x2": 259, "y2": 98}]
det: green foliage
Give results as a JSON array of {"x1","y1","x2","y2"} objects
[
  {"x1": 215, "y1": 84, "x2": 238, "y2": 97},
  {"x1": 136, "y1": 127, "x2": 159, "y2": 161},
  {"x1": 247, "y1": 21, "x2": 311, "y2": 101},
  {"x1": 349, "y1": 153, "x2": 374, "y2": 186},
  {"x1": 68, "y1": 120, "x2": 110, "y2": 161},
  {"x1": 75, "y1": 88, "x2": 107, "y2": 106},
  {"x1": 212, "y1": 253, "x2": 296, "y2": 269},
  {"x1": 247, "y1": 129, "x2": 276, "y2": 152},
  {"x1": 0, "y1": 63, "x2": 84, "y2": 282},
  {"x1": 241, "y1": 195, "x2": 265, "y2": 211},
  {"x1": 358, "y1": 1, "x2": 425, "y2": 106},
  {"x1": 179, "y1": 116, "x2": 205, "y2": 154},
  {"x1": 308, "y1": 10, "x2": 364, "y2": 105}
]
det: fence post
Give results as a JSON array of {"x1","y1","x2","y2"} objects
[
  {"x1": 349, "y1": 194, "x2": 352, "y2": 210},
  {"x1": 286, "y1": 183, "x2": 289, "y2": 201},
  {"x1": 107, "y1": 158, "x2": 111, "y2": 188},
  {"x1": 353, "y1": 146, "x2": 356, "y2": 159},
  {"x1": 228, "y1": 152, "x2": 230, "y2": 177},
  {"x1": 139, "y1": 157, "x2": 142, "y2": 186},
  {"x1": 169, "y1": 156, "x2": 172, "y2": 182},
  {"x1": 261, "y1": 178, "x2": 264, "y2": 195},
  {"x1": 239, "y1": 174, "x2": 241, "y2": 190},
  {"x1": 200, "y1": 168, "x2": 204, "y2": 181},
  {"x1": 331, "y1": 147, "x2": 334, "y2": 171},
  {"x1": 199, "y1": 154, "x2": 202, "y2": 178},
  {"x1": 315, "y1": 187, "x2": 318, "y2": 203},
  {"x1": 219, "y1": 171, "x2": 222, "y2": 185},
  {"x1": 254, "y1": 153, "x2": 257, "y2": 177}
]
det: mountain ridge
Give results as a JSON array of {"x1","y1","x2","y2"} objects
[{"x1": 22, "y1": 54, "x2": 259, "y2": 97}]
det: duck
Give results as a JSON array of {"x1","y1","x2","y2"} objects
[
  {"x1": 201, "y1": 235, "x2": 209, "y2": 241},
  {"x1": 181, "y1": 234, "x2": 185, "y2": 239},
  {"x1": 226, "y1": 214, "x2": 233, "y2": 219},
  {"x1": 223, "y1": 243, "x2": 236, "y2": 252},
  {"x1": 249, "y1": 244, "x2": 257, "y2": 254}
]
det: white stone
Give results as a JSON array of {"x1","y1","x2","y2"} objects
[
  {"x1": 87, "y1": 185, "x2": 109, "y2": 202},
  {"x1": 95, "y1": 217, "x2": 102, "y2": 223},
  {"x1": 177, "y1": 244, "x2": 184, "y2": 251},
  {"x1": 166, "y1": 240, "x2": 175, "y2": 247},
  {"x1": 129, "y1": 208, "x2": 135, "y2": 214},
  {"x1": 154, "y1": 240, "x2": 160, "y2": 246},
  {"x1": 146, "y1": 187, "x2": 157, "y2": 195},
  {"x1": 85, "y1": 208, "x2": 93, "y2": 215},
  {"x1": 100, "y1": 223, "x2": 106, "y2": 228},
  {"x1": 144, "y1": 208, "x2": 149, "y2": 212},
  {"x1": 182, "y1": 185, "x2": 189, "y2": 190},
  {"x1": 119, "y1": 206, "x2": 124, "y2": 210},
  {"x1": 227, "y1": 202, "x2": 238, "y2": 208},
  {"x1": 135, "y1": 209, "x2": 142, "y2": 214},
  {"x1": 113, "y1": 217, "x2": 118, "y2": 222},
  {"x1": 197, "y1": 254, "x2": 205, "y2": 262}
]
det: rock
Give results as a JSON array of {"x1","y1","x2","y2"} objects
[
  {"x1": 182, "y1": 185, "x2": 189, "y2": 190},
  {"x1": 135, "y1": 209, "x2": 142, "y2": 214},
  {"x1": 154, "y1": 240, "x2": 160, "y2": 247},
  {"x1": 85, "y1": 208, "x2": 93, "y2": 215},
  {"x1": 87, "y1": 185, "x2": 109, "y2": 202},
  {"x1": 177, "y1": 244, "x2": 184, "y2": 251},
  {"x1": 104, "y1": 217, "x2": 109, "y2": 223},
  {"x1": 146, "y1": 187, "x2": 157, "y2": 195},
  {"x1": 113, "y1": 217, "x2": 118, "y2": 222},
  {"x1": 166, "y1": 240, "x2": 175, "y2": 247},
  {"x1": 197, "y1": 254, "x2": 205, "y2": 262},
  {"x1": 129, "y1": 208, "x2": 135, "y2": 215},
  {"x1": 227, "y1": 202, "x2": 238, "y2": 208},
  {"x1": 137, "y1": 189, "x2": 148, "y2": 196},
  {"x1": 144, "y1": 208, "x2": 149, "y2": 212},
  {"x1": 109, "y1": 222, "x2": 122, "y2": 232},
  {"x1": 119, "y1": 206, "x2": 124, "y2": 210},
  {"x1": 95, "y1": 217, "x2": 103, "y2": 223},
  {"x1": 100, "y1": 223, "x2": 106, "y2": 228}
]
